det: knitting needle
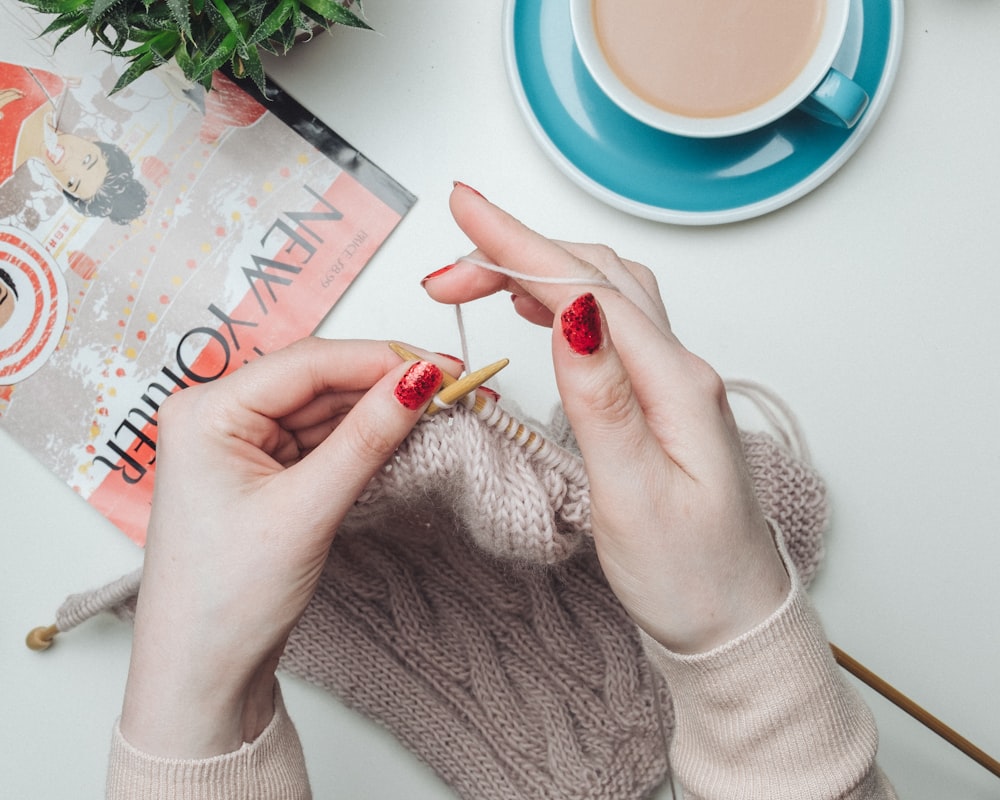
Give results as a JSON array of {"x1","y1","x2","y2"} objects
[
  {"x1": 389, "y1": 342, "x2": 541, "y2": 449},
  {"x1": 831, "y1": 643, "x2": 1000, "y2": 779},
  {"x1": 387, "y1": 342, "x2": 503, "y2": 415},
  {"x1": 426, "y1": 357, "x2": 509, "y2": 415}
]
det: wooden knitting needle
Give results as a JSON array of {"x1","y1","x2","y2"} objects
[
  {"x1": 389, "y1": 342, "x2": 459, "y2": 387},
  {"x1": 831, "y1": 643, "x2": 1000, "y2": 779},
  {"x1": 388, "y1": 343, "x2": 539, "y2": 444},
  {"x1": 425, "y1": 357, "x2": 508, "y2": 415},
  {"x1": 389, "y1": 342, "x2": 509, "y2": 414}
]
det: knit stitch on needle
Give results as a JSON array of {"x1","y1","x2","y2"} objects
[{"x1": 52, "y1": 394, "x2": 829, "y2": 800}]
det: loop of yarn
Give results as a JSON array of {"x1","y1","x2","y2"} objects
[{"x1": 450, "y1": 257, "x2": 617, "y2": 373}]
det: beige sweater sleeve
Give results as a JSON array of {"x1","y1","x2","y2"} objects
[
  {"x1": 105, "y1": 683, "x2": 311, "y2": 800},
  {"x1": 641, "y1": 565, "x2": 898, "y2": 800}
]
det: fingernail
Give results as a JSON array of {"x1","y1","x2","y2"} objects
[
  {"x1": 435, "y1": 352, "x2": 465, "y2": 367},
  {"x1": 477, "y1": 386, "x2": 501, "y2": 402},
  {"x1": 394, "y1": 362, "x2": 443, "y2": 410},
  {"x1": 453, "y1": 181, "x2": 487, "y2": 200},
  {"x1": 420, "y1": 264, "x2": 456, "y2": 286},
  {"x1": 561, "y1": 293, "x2": 602, "y2": 355}
]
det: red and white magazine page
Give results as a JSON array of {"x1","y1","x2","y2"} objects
[{"x1": 0, "y1": 15, "x2": 415, "y2": 544}]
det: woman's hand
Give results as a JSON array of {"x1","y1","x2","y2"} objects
[
  {"x1": 422, "y1": 185, "x2": 790, "y2": 654},
  {"x1": 120, "y1": 338, "x2": 447, "y2": 758}
]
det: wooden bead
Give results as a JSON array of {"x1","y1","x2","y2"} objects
[{"x1": 25, "y1": 624, "x2": 59, "y2": 651}]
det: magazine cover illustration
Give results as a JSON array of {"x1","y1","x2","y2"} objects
[{"x1": 0, "y1": 55, "x2": 414, "y2": 544}]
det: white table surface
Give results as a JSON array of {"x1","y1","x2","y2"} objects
[{"x1": 3, "y1": 1, "x2": 999, "y2": 797}]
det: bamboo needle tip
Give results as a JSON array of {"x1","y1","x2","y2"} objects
[
  {"x1": 387, "y1": 341, "x2": 418, "y2": 361},
  {"x1": 427, "y1": 358, "x2": 509, "y2": 416}
]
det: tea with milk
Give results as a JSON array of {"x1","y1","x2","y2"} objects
[{"x1": 591, "y1": 0, "x2": 826, "y2": 119}]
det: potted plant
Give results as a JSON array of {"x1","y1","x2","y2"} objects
[{"x1": 17, "y1": 0, "x2": 370, "y2": 93}]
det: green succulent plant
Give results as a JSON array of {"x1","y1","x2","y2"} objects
[{"x1": 18, "y1": 0, "x2": 370, "y2": 93}]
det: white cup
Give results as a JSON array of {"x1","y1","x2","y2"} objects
[{"x1": 570, "y1": 0, "x2": 869, "y2": 138}]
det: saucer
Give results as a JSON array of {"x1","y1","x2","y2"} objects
[{"x1": 502, "y1": 0, "x2": 903, "y2": 225}]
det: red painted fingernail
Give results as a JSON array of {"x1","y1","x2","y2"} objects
[
  {"x1": 435, "y1": 352, "x2": 465, "y2": 366},
  {"x1": 561, "y1": 293, "x2": 602, "y2": 355},
  {"x1": 420, "y1": 264, "x2": 456, "y2": 286},
  {"x1": 477, "y1": 386, "x2": 501, "y2": 402},
  {"x1": 453, "y1": 181, "x2": 487, "y2": 200},
  {"x1": 394, "y1": 362, "x2": 443, "y2": 410}
]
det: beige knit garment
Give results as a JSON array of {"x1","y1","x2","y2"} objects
[{"x1": 58, "y1": 402, "x2": 829, "y2": 800}]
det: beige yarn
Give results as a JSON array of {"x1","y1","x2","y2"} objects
[{"x1": 51, "y1": 395, "x2": 829, "y2": 799}]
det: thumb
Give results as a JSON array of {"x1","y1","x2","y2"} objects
[{"x1": 281, "y1": 360, "x2": 444, "y2": 528}]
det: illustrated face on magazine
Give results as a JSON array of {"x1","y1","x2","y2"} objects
[
  {"x1": 0, "y1": 64, "x2": 148, "y2": 226},
  {"x1": 44, "y1": 133, "x2": 108, "y2": 201},
  {"x1": 0, "y1": 226, "x2": 67, "y2": 384},
  {"x1": 0, "y1": 267, "x2": 17, "y2": 329}
]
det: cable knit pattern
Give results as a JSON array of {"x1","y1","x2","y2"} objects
[
  {"x1": 283, "y1": 512, "x2": 674, "y2": 799},
  {"x1": 58, "y1": 401, "x2": 832, "y2": 799}
]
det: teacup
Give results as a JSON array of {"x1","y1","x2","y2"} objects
[{"x1": 570, "y1": 0, "x2": 870, "y2": 138}]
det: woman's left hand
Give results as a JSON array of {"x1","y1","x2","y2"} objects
[{"x1": 422, "y1": 185, "x2": 789, "y2": 655}]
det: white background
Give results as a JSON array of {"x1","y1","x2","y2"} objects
[{"x1": 2, "y1": 1, "x2": 998, "y2": 797}]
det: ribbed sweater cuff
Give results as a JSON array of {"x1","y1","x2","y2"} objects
[
  {"x1": 106, "y1": 682, "x2": 310, "y2": 800},
  {"x1": 641, "y1": 539, "x2": 890, "y2": 800}
]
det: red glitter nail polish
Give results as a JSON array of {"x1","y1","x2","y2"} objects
[
  {"x1": 452, "y1": 181, "x2": 487, "y2": 200},
  {"x1": 561, "y1": 293, "x2": 602, "y2": 355},
  {"x1": 420, "y1": 264, "x2": 456, "y2": 286},
  {"x1": 394, "y1": 362, "x2": 443, "y2": 410}
]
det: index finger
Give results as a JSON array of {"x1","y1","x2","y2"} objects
[
  {"x1": 208, "y1": 338, "x2": 403, "y2": 422},
  {"x1": 443, "y1": 184, "x2": 611, "y2": 313}
]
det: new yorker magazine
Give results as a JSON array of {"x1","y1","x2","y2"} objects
[{"x1": 0, "y1": 16, "x2": 415, "y2": 544}]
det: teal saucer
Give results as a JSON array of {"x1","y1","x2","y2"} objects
[{"x1": 503, "y1": 0, "x2": 902, "y2": 225}]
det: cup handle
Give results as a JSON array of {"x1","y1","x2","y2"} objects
[{"x1": 799, "y1": 68, "x2": 870, "y2": 129}]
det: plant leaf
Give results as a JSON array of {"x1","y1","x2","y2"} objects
[
  {"x1": 50, "y1": 12, "x2": 91, "y2": 48},
  {"x1": 19, "y1": 0, "x2": 90, "y2": 13},
  {"x1": 188, "y1": 29, "x2": 239, "y2": 83},
  {"x1": 233, "y1": 42, "x2": 266, "y2": 91},
  {"x1": 210, "y1": 0, "x2": 247, "y2": 40},
  {"x1": 164, "y1": 0, "x2": 192, "y2": 37},
  {"x1": 299, "y1": 0, "x2": 371, "y2": 29},
  {"x1": 110, "y1": 48, "x2": 155, "y2": 94},
  {"x1": 87, "y1": 0, "x2": 126, "y2": 29},
  {"x1": 246, "y1": 0, "x2": 295, "y2": 45}
]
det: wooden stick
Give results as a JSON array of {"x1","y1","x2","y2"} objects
[
  {"x1": 389, "y1": 342, "x2": 457, "y2": 385},
  {"x1": 426, "y1": 358, "x2": 508, "y2": 415},
  {"x1": 831, "y1": 643, "x2": 1000, "y2": 779},
  {"x1": 388, "y1": 342, "x2": 502, "y2": 416}
]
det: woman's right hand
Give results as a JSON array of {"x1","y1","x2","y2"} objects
[
  {"x1": 120, "y1": 338, "x2": 448, "y2": 758},
  {"x1": 423, "y1": 185, "x2": 790, "y2": 654}
]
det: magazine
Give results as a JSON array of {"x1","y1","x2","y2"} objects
[{"x1": 0, "y1": 33, "x2": 415, "y2": 544}]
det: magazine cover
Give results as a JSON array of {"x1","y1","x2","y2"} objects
[{"x1": 0, "y1": 26, "x2": 415, "y2": 544}]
